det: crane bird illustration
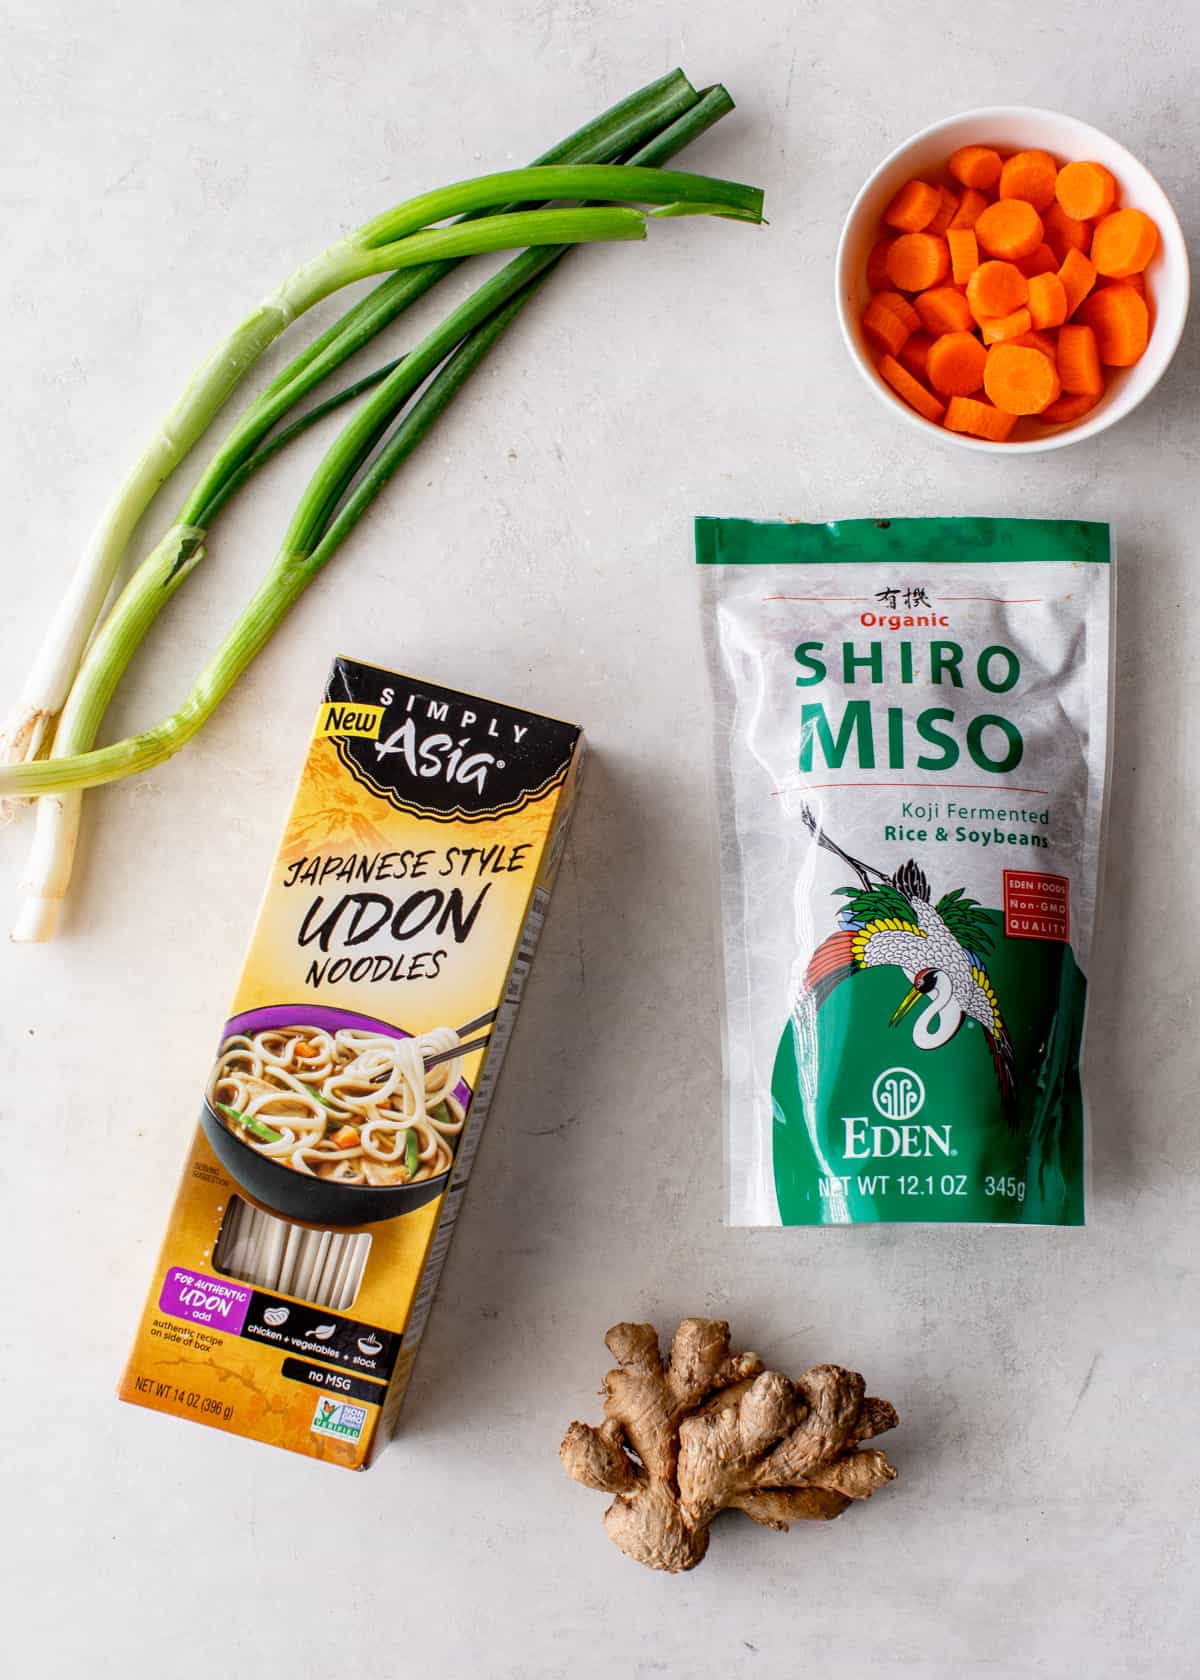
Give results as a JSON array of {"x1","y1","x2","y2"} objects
[{"x1": 800, "y1": 806, "x2": 1017, "y2": 1107}]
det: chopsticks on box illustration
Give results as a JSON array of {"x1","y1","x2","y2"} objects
[{"x1": 424, "y1": 1008, "x2": 500, "y2": 1070}]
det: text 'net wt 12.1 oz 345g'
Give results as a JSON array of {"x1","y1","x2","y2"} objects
[{"x1": 698, "y1": 517, "x2": 1112, "y2": 1227}]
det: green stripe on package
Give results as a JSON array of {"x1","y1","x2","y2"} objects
[{"x1": 698, "y1": 518, "x2": 1112, "y2": 1227}]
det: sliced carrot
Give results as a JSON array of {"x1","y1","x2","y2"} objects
[
  {"x1": 866, "y1": 236, "x2": 895, "y2": 291},
  {"x1": 1042, "y1": 203, "x2": 1091, "y2": 264},
  {"x1": 998, "y1": 149, "x2": 1059, "y2": 211},
  {"x1": 975, "y1": 199, "x2": 1044, "y2": 261},
  {"x1": 1091, "y1": 208, "x2": 1159, "y2": 277},
  {"x1": 862, "y1": 143, "x2": 1156, "y2": 440},
  {"x1": 927, "y1": 186, "x2": 960, "y2": 235},
  {"x1": 1040, "y1": 389, "x2": 1101, "y2": 424},
  {"x1": 1058, "y1": 247, "x2": 1097, "y2": 316},
  {"x1": 1098, "y1": 269, "x2": 1146, "y2": 299},
  {"x1": 1015, "y1": 242, "x2": 1058, "y2": 278},
  {"x1": 915, "y1": 286, "x2": 973, "y2": 335},
  {"x1": 878, "y1": 354, "x2": 946, "y2": 423},
  {"x1": 949, "y1": 187, "x2": 988, "y2": 229},
  {"x1": 874, "y1": 291, "x2": 921, "y2": 332},
  {"x1": 1075, "y1": 285, "x2": 1150, "y2": 365},
  {"x1": 863, "y1": 295, "x2": 914, "y2": 356},
  {"x1": 984, "y1": 342, "x2": 1061, "y2": 414},
  {"x1": 1028, "y1": 271, "x2": 1068, "y2": 329},
  {"x1": 1012, "y1": 329, "x2": 1058, "y2": 360},
  {"x1": 966, "y1": 260, "x2": 1028, "y2": 320},
  {"x1": 948, "y1": 146, "x2": 1002, "y2": 190},
  {"x1": 946, "y1": 226, "x2": 979, "y2": 285},
  {"x1": 898, "y1": 331, "x2": 934, "y2": 380},
  {"x1": 981, "y1": 307, "x2": 1033, "y2": 345},
  {"x1": 1056, "y1": 161, "x2": 1116, "y2": 222},
  {"x1": 883, "y1": 179, "x2": 942, "y2": 232},
  {"x1": 944, "y1": 395, "x2": 1016, "y2": 441},
  {"x1": 927, "y1": 331, "x2": 987, "y2": 397},
  {"x1": 886, "y1": 232, "x2": 950, "y2": 292},
  {"x1": 1056, "y1": 323, "x2": 1104, "y2": 395}
]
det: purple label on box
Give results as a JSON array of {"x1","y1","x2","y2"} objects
[{"x1": 159, "y1": 1267, "x2": 251, "y2": 1335}]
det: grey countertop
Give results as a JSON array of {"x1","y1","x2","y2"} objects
[{"x1": 2, "y1": 1, "x2": 1197, "y2": 1674}]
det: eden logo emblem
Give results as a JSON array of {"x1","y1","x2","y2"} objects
[{"x1": 872, "y1": 1067, "x2": 926, "y2": 1122}]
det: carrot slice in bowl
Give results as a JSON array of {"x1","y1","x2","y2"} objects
[
  {"x1": 975, "y1": 199, "x2": 1044, "y2": 261},
  {"x1": 943, "y1": 396, "x2": 1016, "y2": 441},
  {"x1": 1091, "y1": 208, "x2": 1159, "y2": 277},
  {"x1": 883, "y1": 180, "x2": 941, "y2": 232},
  {"x1": 927, "y1": 332, "x2": 987, "y2": 397},
  {"x1": 999, "y1": 150, "x2": 1058, "y2": 211},
  {"x1": 1056, "y1": 324, "x2": 1104, "y2": 395},
  {"x1": 915, "y1": 286, "x2": 972, "y2": 335},
  {"x1": 946, "y1": 227, "x2": 979, "y2": 285},
  {"x1": 948, "y1": 145, "x2": 1002, "y2": 190},
  {"x1": 983, "y1": 342, "x2": 1061, "y2": 414},
  {"x1": 1058, "y1": 247, "x2": 1097, "y2": 316},
  {"x1": 1039, "y1": 389, "x2": 1102, "y2": 425},
  {"x1": 966, "y1": 260, "x2": 1028, "y2": 321},
  {"x1": 1056, "y1": 161, "x2": 1115, "y2": 221},
  {"x1": 877, "y1": 353, "x2": 945, "y2": 423},
  {"x1": 886, "y1": 232, "x2": 950, "y2": 292},
  {"x1": 1028, "y1": 272, "x2": 1068, "y2": 330},
  {"x1": 981, "y1": 307, "x2": 1033, "y2": 345},
  {"x1": 949, "y1": 187, "x2": 988, "y2": 229},
  {"x1": 1075, "y1": 285, "x2": 1150, "y2": 365},
  {"x1": 898, "y1": 331, "x2": 934, "y2": 380}
]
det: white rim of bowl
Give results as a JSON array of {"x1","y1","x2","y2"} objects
[{"x1": 835, "y1": 105, "x2": 1191, "y2": 455}]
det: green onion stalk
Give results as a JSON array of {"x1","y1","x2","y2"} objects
[
  {"x1": 0, "y1": 200, "x2": 640, "y2": 774},
  {"x1": 0, "y1": 77, "x2": 747, "y2": 782},
  {"x1": 0, "y1": 61, "x2": 692, "y2": 751},
  {"x1": 2, "y1": 70, "x2": 701, "y2": 799},
  {"x1": 7, "y1": 83, "x2": 758, "y2": 939}
]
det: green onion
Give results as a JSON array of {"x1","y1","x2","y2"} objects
[
  {"x1": 0, "y1": 195, "x2": 659, "y2": 776},
  {"x1": 7, "y1": 76, "x2": 710, "y2": 940},
  {"x1": 0, "y1": 274, "x2": 554, "y2": 798},
  {"x1": 0, "y1": 147, "x2": 754, "y2": 777},
  {"x1": 0, "y1": 71, "x2": 704, "y2": 788},
  {"x1": 301, "y1": 1083, "x2": 335, "y2": 1108},
  {"x1": 405, "y1": 1130, "x2": 420, "y2": 1177},
  {"x1": 4, "y1": 77, "x2": 757, "y2": 938},
  {"x1": 216, "y1": 1103, "x2": 282, "y2": 1145}
]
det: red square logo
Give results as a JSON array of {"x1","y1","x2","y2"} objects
[{"x1": 1003, "y1": 870, "x2": 1070, "y2": 943}]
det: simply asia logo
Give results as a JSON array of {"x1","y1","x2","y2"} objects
[
  {"x1": 321, "y1": 659, "x2": 580, "y2": 822},
  {"x1": 373, "y1": 693, "x2": 522, "y2": 796}
]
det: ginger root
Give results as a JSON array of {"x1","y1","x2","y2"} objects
[{"x1": 560, "y1": 1318, "x2": 898, "y2": 1573}]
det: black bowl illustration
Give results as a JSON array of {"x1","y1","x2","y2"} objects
[{"x1": 201, "y1": 1003, "x2": 470, "y2": 1228}]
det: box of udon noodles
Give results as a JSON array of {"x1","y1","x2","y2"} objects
[{"x1": 120, "y1": 657, "x2": 583, "y2": 1466}]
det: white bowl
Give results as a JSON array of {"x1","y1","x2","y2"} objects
[{"x1": 835, "y1": 106, "x2": 1190, "y2": 454}]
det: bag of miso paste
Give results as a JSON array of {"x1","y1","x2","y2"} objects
[{"x1": 698, "y1": 517, "x2": 1112, "y2": 1227}]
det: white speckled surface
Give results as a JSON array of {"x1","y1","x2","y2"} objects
[{"x1": 1, "y1": 3, "x2": 1198, "y2": 1674}]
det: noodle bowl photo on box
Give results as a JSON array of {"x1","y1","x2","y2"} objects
[{"x1": 201, "y1": 1004, "x2": 473, "y2": 1226}]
